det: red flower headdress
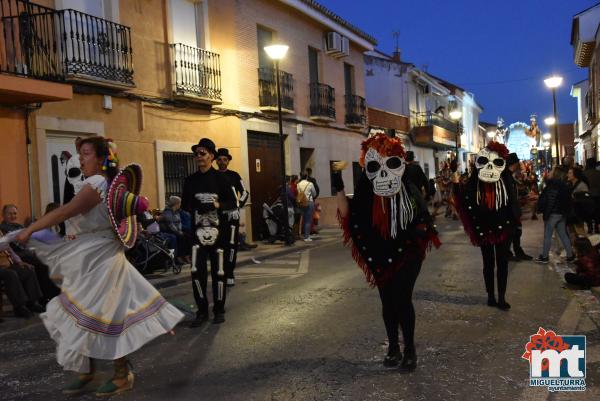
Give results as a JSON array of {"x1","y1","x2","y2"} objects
[{"x1": 359, "y1": 133, "x2": 406, "y2": 167}]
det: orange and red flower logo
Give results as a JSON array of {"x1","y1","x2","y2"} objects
[{"x1": 522, "y1": 327, "x2": 570, "y2": 372}]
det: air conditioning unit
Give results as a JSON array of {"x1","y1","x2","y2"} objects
[
  {"x1": 339, "y1": 36, "x2": 350, "y2": 57},
  {"x1": 325, "y1": 32, "x2": 342, "y2": 55}
]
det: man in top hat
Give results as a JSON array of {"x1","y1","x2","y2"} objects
[
  {"x1": 506, "y1": 152, "x2": 533, "y2": 261},
  {"x1": 404, "y1": 151, "x2": 429, "y2": 196},
  {"x1": 182, "y1": 138, "x2": 237, "y2": 326},
  {"x1": 216, "y1": 148, "x2": 250, "y2": 287}
]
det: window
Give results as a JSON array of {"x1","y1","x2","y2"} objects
[
  {"x1": 163, "y1": 152, "x2": 196, "y2": 203},
  {"x1": 330, "y1": 160, "x2": 339, "y2": 195},
  {"x1": 424, "y1": 162, "x2": 430, "y2": 178},
  {"x1": 257, "y1": 26, "x2": 273, "y2": 69},
  {"x1": 308, "y1": 47, "x2": 319, "y2": 83},
  {"x1": 170, "y1": 0, "x2": 208, "y2": 49},
  {"x1": 344, "y1": 63, "x2": 354, "y2": 95}
]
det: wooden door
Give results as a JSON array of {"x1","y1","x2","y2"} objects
[{"x1": 247, "y1": 131, "x2": 282, "y2": 240}]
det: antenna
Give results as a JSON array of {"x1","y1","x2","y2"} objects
[{"x1": 393, "y1": 31, "x2": 400, "y2": 53}]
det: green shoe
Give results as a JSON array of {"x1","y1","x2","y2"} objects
[
  {"x1": 62, "y1": 374, "x2": 94, "y2": 395},
  {"x1": 95, "y1": 372, "x2": 134, "y2": 397}
]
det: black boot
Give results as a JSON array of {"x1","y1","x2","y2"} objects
[
  {"x1": 190, "y1": 310, "x2": 208, "y2": 328},
  {"x1": 399, "y1": 346, "x2": 417, "y2": 373},
  {"x1": 487, "y1": 294, "x2": 498, "y2": 307},
  {"x1": 497, "y1": 298, "x2": 511, "y2": 311},
  {"x1": 383, "y1": 345, "x2": 402, "y2": 367}
]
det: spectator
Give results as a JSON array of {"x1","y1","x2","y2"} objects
[
  {"x1": 535, "y1": 167, "x2": 574, "y2": 263},
  {"x1": 568, "y1": 167, "x2": 591, "y2": 237},
  {"x1": 297, "y1": 173, "x2": 317, "y2": 242},
  {"x1": 289, "y1": 175, "x2": 302, "y2": 239},
  {"x1": 1, "y1": 204, "x2": 60, "y2": 303},
  {"x1": 0, "y1": 231, "x2": 45, "y2": 318},
  {"x1": 584, "y1": 158, "x2": 600, "y2": 234},
  {"x1": 564, "y1": 237, "x2": 600, "y2": 288},
  {"x1": 160, "y1": 196, "x2": 191, "y2": 263},
  {"x1": 305, "y1": 167, "x2": 320, "y2": 199},
  {"x1": 404, "y1": 151, "x2": 429, "y2": 196}
]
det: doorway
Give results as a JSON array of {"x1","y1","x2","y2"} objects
[{"x1": 247, "y1": 131, "x2": 283, "y2": 240}]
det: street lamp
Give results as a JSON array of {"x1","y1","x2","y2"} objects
[
  {"x1": 544, "y1": 75, "x2": 563, "y2": 165},
  {"x1": 544, "y1": 116, "x2": 555, "y2": 126},
  {"x1": 264, "y1": 44, "x2": 293, "y2": 245},
  {"x1": 449, "y1": 108, "x2": 462, "y2": 159}
]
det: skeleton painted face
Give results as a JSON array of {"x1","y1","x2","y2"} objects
[
  {"x1": 65, "y1": 156, "x2": 84, "y2": 193},
  {"x1": 364, "y1": 148, "x2": 405, "y2": 197},
  {"x1": 475, "y1": 148, "x2": 505, "y2": 183}
]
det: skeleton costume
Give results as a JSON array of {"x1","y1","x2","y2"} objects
[
  {"x1": 336, "y1": 134, "x2": 440, "y2": 372},
  {"x1": 182, "y1": 140, "x2": 237, "y2": 324},
  {"x1": 453, "y1": 142, "x2": 519, "y2": 310},
  {"x1": 216, "y1": 148, "x2": 250, "y2": 287}
]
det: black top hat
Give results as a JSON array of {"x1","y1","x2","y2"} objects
[
  {"x1": 191, "y1": 138, "x2": 217, "y2": 155},
  {"x1": 507, "y1": 152, "x2": 519, "y2": 166},
  {"x1": 405, "y1": 151, "x2": 415, "y2": 162},
  {"x1": 216, "y1": 148, "x2": 232, "y2": 160}
]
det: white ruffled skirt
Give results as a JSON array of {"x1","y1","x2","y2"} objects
[{"x1": 30, "y1": 230, "x2": 184, "y2": 373}]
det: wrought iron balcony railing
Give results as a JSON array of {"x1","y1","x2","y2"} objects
[
  {"x1": 171, "y1": 43, "x2": 221, "y2": 103},
  {"x1": 0, "y1": 1, "x2": 134, "y2": 87},
  {"x1": 57, "y1": 8, "x2": 134, "y2": 87},
  {"x1": 412, "y1": 111, "x2": 459, "y2": 133},
  {"x1": 0, "y1": 0, "x2": 65, "y2": 81},
  {"x1": 309, "y1": 82, "x2": 335, "y2": 120},
  {"x1": 345, "y1": 94, "x2": 365, "y2": 126},
  {"x1": 257, "y1": 67, "x2": 293, "y2": 111}
]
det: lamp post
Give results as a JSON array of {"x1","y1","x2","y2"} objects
[
  {"x1": 449, "y1": 108, "x2": 462, "y2": 160},
  {"x1": 264, "y1": 44, "x2": 293, "y2": 245},
  {"x1": 542, "y1": 132, "x2": 552, "y2": 168},
  {"x1": 544, "y1": 75, "x2": 563, "y2": 165}
]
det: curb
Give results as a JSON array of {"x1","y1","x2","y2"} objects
[{"x1": 151, "y1": 242, "x2": 313, "y2": 290}]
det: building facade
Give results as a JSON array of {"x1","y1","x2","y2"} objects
[
  {"x1": 571, "y1": 2, "x2": 600, "y2": 162},
  {"x1": 2, "y1": 0, "x2": 376, "y2": 239}
]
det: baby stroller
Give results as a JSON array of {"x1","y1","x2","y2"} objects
[
  {"x1": 126, "y1": 233, "x2": 181, "y2": 275},
  {"x1": 262, "y1": 197, "x2": 294, "y2": 243}
]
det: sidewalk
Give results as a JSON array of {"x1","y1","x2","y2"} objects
[{"x1": 145, "y1": 226, "x2": 342, "y2": 290}]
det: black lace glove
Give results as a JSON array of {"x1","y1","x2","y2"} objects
[{"x1": 332, "y1": 171, "x2": 345, "y2": 192}]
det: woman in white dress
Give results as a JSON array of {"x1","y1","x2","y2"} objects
[{"x1": 16, "y1": 137, "x2": 184, "y2": 396}]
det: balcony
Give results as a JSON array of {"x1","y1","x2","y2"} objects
[
  {"x1": 410, "y1": 111, "x2": 458, "y2": 149},
  {"x1": 309, "y1": 82, "x2": 335, "y2": 121},
  {"x1": 57, "y1": 9, "x2": 134, "y2": 88},
  {"x1": 345, "y1": 94, "x2": 365, "y2": 127},
  {"x1": 0, "y1": 1, "x2": 134, "y2": 89},
  {"x1": 0, "y1": 0, "x2": 72, "y2": 103},
  {"x1": 171, "y1": 43, "x2": 221, "y2": 104},
  {"x1": 257, "y1": 67, "x2": 293, "y2": 112}
]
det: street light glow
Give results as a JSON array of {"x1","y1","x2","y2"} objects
[
  {"x1": 486, "y1": 130, "x2": 495, "y2": 138},
  {"x1": 542, "y1": 132, "x2": 551, "y2": 140},
  {"x1": 543, "y1": 141, "x2": 551, "y2": 147},
  {"x1": 544, "y1": 75, "x2": 563, "y2": 89},
  {"x1": 449, "y1": 110, "x2": 462, "y2": 120},
  {"x1": 264, "y1": 44, "x2": 289, "y2": 60},
  {"x1": 544, "y1": 117, "x2": 556, "y2": 125}
]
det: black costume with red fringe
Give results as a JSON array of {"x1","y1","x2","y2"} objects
[
  {"x1": 340, "y1": 174, "x2": 440, "y2": 287},
  {"x1": 453, "y1": 152, "x2": 519, "y2": 310},
  {"x1": 339, "y1": 171, "x2": 439, "y2": 369}
]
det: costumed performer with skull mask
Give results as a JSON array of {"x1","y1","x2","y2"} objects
[
  {"x1": 332, "y1": 133, "x2": 440, "y2": 372},
  {"x1": 14, "y1": 137, "x2": 184, "y2": 396},
  {"x1": 452, "y1": 141, "x2": 519, "y2": 311},
  {"x1": 182, "y1": 138, "x2": 237, "y2": 327}
]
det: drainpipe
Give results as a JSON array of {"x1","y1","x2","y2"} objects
[{"x1": 25, "y1": 107, "x2": 36, "y2": 220}]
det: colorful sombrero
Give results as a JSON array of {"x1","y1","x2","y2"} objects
[{"x1": 106, "y1": 163, "x2": 149, "y2": 248}]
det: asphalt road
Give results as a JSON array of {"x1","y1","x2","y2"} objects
[{"x1": 1, "y1": 221, "x2": 599, "y2": 401}]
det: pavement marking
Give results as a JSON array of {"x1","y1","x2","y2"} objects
[
  {"x1": 248, "y1": 283, "x2": 276, "y2": 292},
  {"x1": 297, "y1": 250, "x2": 310, "y2": 274},
  {"x1": 260, "y1": 259, "x2": 299, "y2": 265}
]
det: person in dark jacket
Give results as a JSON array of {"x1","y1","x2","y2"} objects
[
  {"x1": 564, "y1": 237, "x2": 600, "y2": 288},
  {"x1": 182, "y1": 138, "x2": 237, "y2": 326},
  {"x1": 535, "y1": 167, "x2": 574, "y2": 263},
  {"x1": 584, "y1": 158, "x2": 600, "y2": 233},
  {"x1": 216, "y1": 147, "x2": 250, "y2": 287},
  {"x1": 404, "y1": 151, "x2": 429, "y2": 196},
  {"x1": 505, "y1": 153, "x2": 532, "y2": 260}
]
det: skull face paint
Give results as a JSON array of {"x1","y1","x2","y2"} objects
[
  {"x1": 475, "y1": 148, "x2": 505, "y2": 183},
  {"x1": 364, "y1": 148, "x2": 405, "y2": 197},
  {"x1": 65, "y1": 156, "x2": 84, "y2": 193}
]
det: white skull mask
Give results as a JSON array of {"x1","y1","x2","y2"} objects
[
  {"x1": 364, "y1": 148, "x2": 405, "y2": 196},
  {"x1": 65, "y1": 156, "x2": 84, "y2": 193},
  {"x1": 475, "y1": 148, "x2": 505, "y2": 183},
  {"x1": 195, "y1": 210, "x2": 220, "y2": 246}
]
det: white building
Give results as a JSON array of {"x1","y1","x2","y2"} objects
[
  {"x1": 570, "y1": 79, "x2": 591, "y2": 164},
  {"x1": 364, "y1": 50, "x2": 484, "y2": 176}
]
